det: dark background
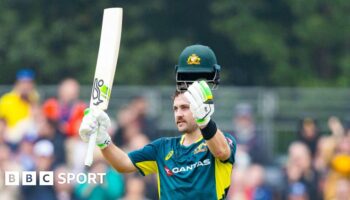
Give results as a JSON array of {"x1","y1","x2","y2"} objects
[{"x1": 0, "y1": 0, "x2": 349, "y2": 86}]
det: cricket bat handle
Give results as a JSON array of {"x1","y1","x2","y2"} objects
[{"x1": 85, "y1": 132, "x2": 97, "y2": 166}]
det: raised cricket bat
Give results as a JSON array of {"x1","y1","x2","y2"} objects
[{"x1": 84, "y1": 8, "x2": 123, "y2": 166}]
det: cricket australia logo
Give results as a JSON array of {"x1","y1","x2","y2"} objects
[
  {"x1": 187, "y1": 54, "x2": 201, "y2": 65},
  {"x1": 92, "y1": 78, "x2": 111, "y2": 106},
  {"x1": 194, "y1": 143, "x2": 208, "y2": 154}
]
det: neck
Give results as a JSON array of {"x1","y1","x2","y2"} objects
[{"x1": 182, "y1": 128, "x2": 202, "y2": 146}]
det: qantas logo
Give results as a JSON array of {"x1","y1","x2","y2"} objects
[
  {"x1": 166, "y1": 159, "x2": 211, "y2": 175},
  {"x1": 164, "y1": 166, "x2": 173, "y2": 176}
]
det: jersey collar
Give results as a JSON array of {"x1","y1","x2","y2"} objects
[{"x1": 180, "y1": 134, "x2": 203, "y2": 146}]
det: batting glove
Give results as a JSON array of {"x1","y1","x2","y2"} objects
[
  {"x1": 79, "y1": 108, "x2": 111, "y2": 149},
  {"x1": 184, "y1": 80, "x2": 215, "y2": 127}
]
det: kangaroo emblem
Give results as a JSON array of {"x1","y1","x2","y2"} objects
[{"x1": 92, "y1": 78, "x2": 104, "y2": 105}]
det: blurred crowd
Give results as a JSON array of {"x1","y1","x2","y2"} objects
[
  {"x1": 227, "y1": 104, "x2": 350, "y2": 200},
  {"x1": 0, "y1": 69, "x2": 349, "y2": 200},
  {"x1": 0, "y1": 69, "x2": 156, "y2": 200}
]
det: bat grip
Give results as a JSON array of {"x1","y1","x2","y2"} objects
[{"x1": 85, "y1": 132, "x2": 97, "y2": 166}]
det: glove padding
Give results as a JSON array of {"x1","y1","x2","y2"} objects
[
  {"x1": 79, "y1": 108, "x2": 111, "y2": 149},
  {"x1": 184, "y1": 81, "x2": 215, "y2": 127}
]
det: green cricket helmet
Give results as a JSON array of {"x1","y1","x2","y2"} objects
[{"x1": 175, "y1": 44, "x2": 221, "y2": 91}]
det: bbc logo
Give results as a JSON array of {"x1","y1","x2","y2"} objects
[
  {"x1": 4, "y1": 171, "x2": 106, "y2": 185},
  {"x1": 5, "y1": 171, "x2": 54, "y2": 186}
]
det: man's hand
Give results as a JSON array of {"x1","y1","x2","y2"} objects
[
  {"x1": 79, "y1": 108, "x2": 111, "y2": 149},
  {"x1": 184, "y1": 80, "x2": 214, "y2": 127}
]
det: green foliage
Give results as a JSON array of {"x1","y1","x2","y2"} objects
[
  {"x1": 211, "y1": 0, "x2": 350, "y2": 86},
  {"x1": 0, "y1": 0, "x2": 349, "y2": 86}
]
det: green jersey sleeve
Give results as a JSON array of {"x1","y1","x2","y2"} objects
[
  {"x1": 223, "y1": 133, "x2": 237, "y2": 164},
  {"x1": 128, "y1": 138, "x2": 163, "y2": 176}
]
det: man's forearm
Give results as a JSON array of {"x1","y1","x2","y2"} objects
[
  {"x1": 205, "y1": 129, "x2": 231, "y2": 161},
  {"x1": 101, "y1": 143, "x2": 137, "y2": 173}
]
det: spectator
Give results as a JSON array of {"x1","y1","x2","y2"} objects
[
  {"x1": 122, "y1": 124, "x2": 150, "y2": 152},
  {"x1": 41, "y1": 78, "x2": 87, "y2": 173},
  {"x1": 74, "y1": 160, "x2": 125, "y2": 200},
  {"x1": 313, "y1": 117, "x2": 346, "y2": 187},
  {"x1": 113, "y1": 98, "x2": 154, "y2": 149},
  {"x1": 232, "y1": 103, "x2": 267, "y2": 164},
  {"x1": 121, "y1": 176, "x2": 150, "y2": 200},
  {"x1": 323, "y1": 135, "x2": 350, "y2": 199},
  {"x1": 42, "y1": 78, "x2": 86, "y2": 137},
  {"x1": 228, "y1": 164, "x2": 273, "y2": 200},
  {"x1": 284, "y1": 142, "x2": 321, "y2": 200},
  {"x1": 112, "y1": 105, "x2": 150, "y2": 152},
  {"x1": 113, "y1": 105, "x2": 138, "y2": 146},
  {"x1": 54, "y1": 165, "x2": 77, "y2": 200},
  {"x1": 245, "y1": 164, "x2": 272, "y2": 200},
  {"x1": 297, "y1": 117, "x2": 320, "y2": 157},
  {"x1": 65, "y1": 137, "x2": 88, "y2": 174},
  {"x1": 227, "y1": 145, "x2": 252, "y2": 198},
  {"x1": 334, "y1": 179, "x2": 350, "y2": 200},
  {"x1": 328, "y1": 116, "x2": 345, "y2": 138},
  {"x1": 129, "y1": 96, "x2": 159, "y2": 140},
  {"x1": 0, "y1": 69, "x2": 39, "y2": 147},
  {"x1": 21, "y1": 140, "x2": 57, "y2": 200},
  {"x1": 0, "y1": 118, "x2": 8, "y2": 145},
  {"x1": 16, "y1": 134, "x2": 36, "y2": 171},
  {"x1": 313, "y1": 136, "x2": 337, "y2": 174},
  {"x1": 36, "y1": 116, "x2": 66, "y2": 167},
  {"x1": 0, "y1": 144, "x2": 22, "y2": 200},
  {"x1": 227, "y1": 168, "x2": 249, "y2": 200},
  {"x1": 283, "y1": 162, "x2": 307, "y2": 200},
  {"x1": 112, "y1": 103, "x2": 157, "y2": 199},
  {"x1": 234, "y1": 145, "x2": 252, "y2": 170}
]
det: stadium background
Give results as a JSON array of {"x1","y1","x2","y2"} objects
[{"x1": 0, "y1": 0, "x2": 350, "y2": 200}]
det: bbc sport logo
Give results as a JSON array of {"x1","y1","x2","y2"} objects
[{"x1": 5, "y1": 171, "x2": 106, "y2": 186}]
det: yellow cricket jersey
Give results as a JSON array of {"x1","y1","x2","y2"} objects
[{"x1": 0, "y1": 91, "x2": 31, "y2": 127}]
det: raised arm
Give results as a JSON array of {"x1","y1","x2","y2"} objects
[
  {"x1": 79, "y1": 109, "x2": 137, "y2": 173},
  {"x1": 101, "y1": 143, "x2": 137, "y2": 173},
  {"x1": 184, "y1": 81, "x2": 232, "y2": 161},
  {"x1": 204, "y1": 127, "x2": 231, "y2": 161}
]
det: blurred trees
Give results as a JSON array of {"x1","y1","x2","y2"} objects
[
  {"x1": 211, "y1": 0, "x2": 350, "y2": 86},
  {"x1": 0, "y1": 0, "x2": 349, "y2": 86}
]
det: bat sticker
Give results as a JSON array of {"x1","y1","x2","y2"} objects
[
  {"x1": 92, "y1": 78, "x2": 111, "y2": 106},
  {"x1": 92, "y1": 78, "x2": 104, "y2": 105}
]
